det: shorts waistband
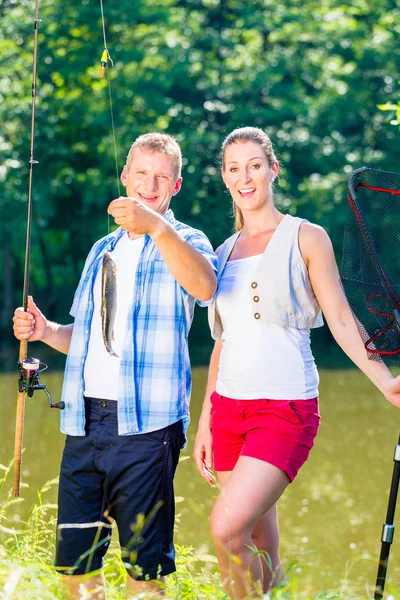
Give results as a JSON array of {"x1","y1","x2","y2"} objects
[
  {"x1": 212, "y1": 391, "x2": 318, "y2": 403},
  {"x1": 84, "y1": 396, "x2": 118, "y2": 413}
]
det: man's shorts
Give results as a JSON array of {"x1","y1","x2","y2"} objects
[
  {"x1": 55, "y1": 397, "x2": 184, "y2": 579},
  {"x1": 210, "y1": 391, "x2": 320, "y2": 481}
]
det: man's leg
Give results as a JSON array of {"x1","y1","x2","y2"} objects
[
  {"x1": 55, "y1": 403, "x2": 112, "y2": 595},
  {"x1": 125, "y1": 574, "x2": 166, "y2": 598},
  {"x1": 108, "y1": 421, "x2": 184, "y2": 595},
  {"x1": 62, "y1": 573, "x2": 107, "y2": 600}
]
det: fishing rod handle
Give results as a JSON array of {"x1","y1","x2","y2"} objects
[{"x1": 12, "y1": 340, "x2": 28, "y2": 497}]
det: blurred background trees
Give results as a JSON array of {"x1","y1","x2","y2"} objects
[{"x1": 1, "y1": 0, "x2": 399, "y2": 367}]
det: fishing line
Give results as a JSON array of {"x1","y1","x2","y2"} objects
[{"x1": 99, "y1": 0, "x2": 121, "y2": 234}]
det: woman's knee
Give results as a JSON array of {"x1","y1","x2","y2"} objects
[
  {"x1": 209, "y1": 508, "x2": 229, "y2": 545},
  {"x1": 209, "y1": 507, "x2": 249, "y2": 555}
]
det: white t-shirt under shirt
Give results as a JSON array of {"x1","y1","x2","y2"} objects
[
  {"x1": 83, "y1": 233, "x2": 144, "y2": 400},
  {"x1": 215, "y1": 255, "x2": 319, "y2": 400}
]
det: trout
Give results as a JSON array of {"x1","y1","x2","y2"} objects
[{"x1": 101, "y1": 252, "x2": 119, "y2": 357}]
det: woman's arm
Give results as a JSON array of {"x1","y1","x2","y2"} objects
[
  {"x1": 299, "y1": 223, "x2": 400, "y2": 407},
  {"x1": 192, "y1": 340, "x2": 222, "y2": 483}
]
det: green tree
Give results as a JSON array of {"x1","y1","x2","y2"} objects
[{"x1": 1, "y1": 0, "x2": 399, "y2": 365}]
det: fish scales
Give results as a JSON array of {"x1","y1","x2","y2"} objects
[{"x1": 101, "y1": 252, "x2": 119, "y2": 357}]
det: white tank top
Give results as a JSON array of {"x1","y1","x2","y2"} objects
[
  {"x1": 216, "y1": 255, "x2": 319, "y2": 400},
  {"x1": 84, "y1": 233, "x2": 144, "y2": 400}
]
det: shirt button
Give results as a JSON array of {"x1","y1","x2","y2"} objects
[
  {"x1": 254, "y1": 313, "x2": 261, "y2": 320},
  {"x1": 253, "y1": 296, "x2": 259, "y2": 302},
  {"x1": 251, "y1": 282, "x2": 258, "y2": 289}
]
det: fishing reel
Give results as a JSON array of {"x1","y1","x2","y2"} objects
[{"x1": 18, "y1": 357, "x2": 65, "y2": 410}]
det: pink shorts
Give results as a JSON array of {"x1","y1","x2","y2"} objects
[{"x1": 210, "y1": 391, "x2": 320, "y2": 482}]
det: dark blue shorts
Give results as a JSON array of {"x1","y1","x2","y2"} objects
[{"x1": 55, "y1": 397, "x2": 184, "y2": 579}]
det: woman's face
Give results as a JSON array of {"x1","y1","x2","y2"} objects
[{"x1": 222, "y1": 141, "x2": 278, "y2": 214}]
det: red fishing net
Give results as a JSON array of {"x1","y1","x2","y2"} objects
[{"x1": 341, "y1": 167, "x2": 400, "y2": 364}]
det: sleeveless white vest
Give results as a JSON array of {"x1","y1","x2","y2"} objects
[{"x1": 208, "y1": 214, "x2": 324, "y2": 340}]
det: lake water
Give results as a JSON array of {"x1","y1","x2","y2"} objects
[{"x1": 0, "y1": 367, "x2": 399, "y2": 596}]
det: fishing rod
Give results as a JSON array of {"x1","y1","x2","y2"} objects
[
  {"x1": 374, "y1": 434, "x2": 400, "y2": 599},
  {"x1": 13, "y1": 0, "x2": 120, "y2": 497},
  {"x1": 12, "y1": 0, "x2": 64, "y2": 499}
]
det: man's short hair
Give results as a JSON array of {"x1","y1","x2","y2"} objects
[{"x1": 126, "y1": 133, "x2": 182, "y2": 181}]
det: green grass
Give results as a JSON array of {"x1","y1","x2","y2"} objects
[{"x1": 0, "y1": 468, "x2": 397, "y2": 599}]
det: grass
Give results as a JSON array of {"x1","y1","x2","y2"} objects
[{"x1": 0, "y1": 465, "x2": 398, "y2": 599}]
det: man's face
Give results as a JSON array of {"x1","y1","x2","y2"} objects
[{"x1": 121, "y1": 148, "x2": 182, "y2": 216}]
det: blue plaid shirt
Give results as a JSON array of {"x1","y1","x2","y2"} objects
[{"x1": 60, "y1": 210, "x2": 217, "y2": 437}]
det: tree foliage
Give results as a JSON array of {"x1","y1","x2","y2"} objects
[{"x1": 1, "y1": 0, "x2": 399, "y2": 363}]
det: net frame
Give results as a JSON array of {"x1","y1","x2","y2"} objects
[{"x1": 341, "y1": 167, "x2": 400, "y2": 363}]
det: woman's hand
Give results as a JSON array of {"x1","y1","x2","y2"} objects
[
  {"x1": 383, "y1": 376, "x2": 400, "y2": 408},
  {"x1": 192, "y1": 425, "x2": 215, "y2": 485},
  {"x1": 193, "y1": 341, "x2": 222, "y2": 485}
]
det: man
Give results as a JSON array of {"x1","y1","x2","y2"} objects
[{"x1": 13, "y1": 133, "x2": 217, "y2": 599}]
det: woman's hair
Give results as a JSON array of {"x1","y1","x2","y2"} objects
[
  {"x1": 126, "y1": 133, "x2": 182, "y2": 181},
  {"x1": 221, "y1": 127, "x2": 278, "y2": 231}
]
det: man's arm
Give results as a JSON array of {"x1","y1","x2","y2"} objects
[
  {"x1": 108, "y1": 197, "x2": 217, "y2": 301},
  {"x1": 151, "y1": 220, "x2": 216, "y2": 301},
  {"x1": 13, "y1": 296, "x2": 73, "y2": 355}
]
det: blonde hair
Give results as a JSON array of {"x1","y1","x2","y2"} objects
[
  {"x1": 221, "y1": 127, "x2": 278, "y2": 231},
  {"x1": 126, "y1": 133, "x2": 182, "y2": 181}
]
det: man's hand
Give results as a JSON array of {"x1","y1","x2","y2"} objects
[
  {"x1": 12, "y1": 296, "x2": 73, "y2": 354},
  {"x1": 12, "y1": 296, "x2": 47, "y2": 342},
  {"x1": 108, "y1": 195, "x2": 216, "y2": 302},
  {"x1": 107, "y1": 197, "x2": 165, "y2": 238}
]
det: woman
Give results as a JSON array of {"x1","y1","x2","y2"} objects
[{"x1": 193, "y1": 126, "x2": 400, "y2": 599}]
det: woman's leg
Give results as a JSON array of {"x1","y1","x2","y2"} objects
[
  {"x1": 210, "y1": 456, "x2": 289, "y2": 599},
  {"x1": 251, "y1": 505, "x2": 285, "y2": 592}
]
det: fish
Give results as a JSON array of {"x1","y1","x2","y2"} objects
[{"x1": 101, "y1": 251, "x2": 119, "y2": 357}]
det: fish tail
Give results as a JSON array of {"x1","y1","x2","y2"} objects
[{"x1": 105, "y1": 344, "x2": 119, "y2": 358}]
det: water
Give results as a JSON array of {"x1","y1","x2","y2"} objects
[{"x1": 1, "y1": 367, "x2": 399, "y2": 595}]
